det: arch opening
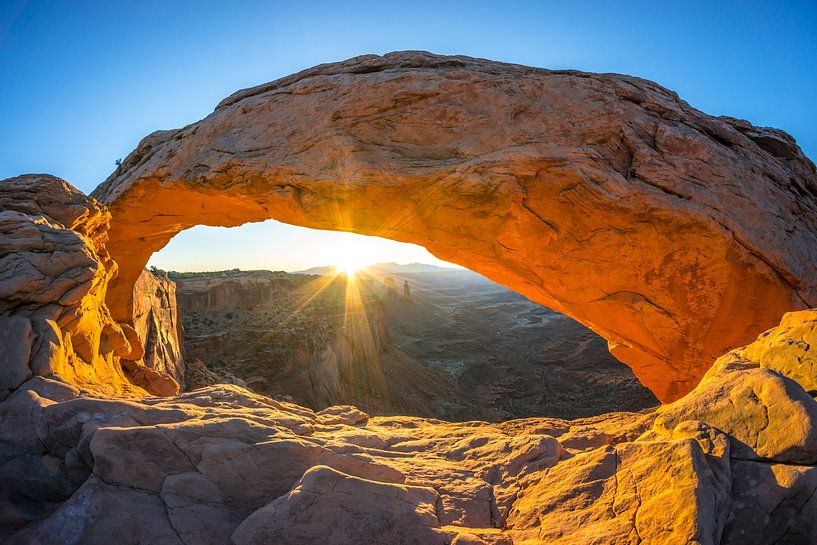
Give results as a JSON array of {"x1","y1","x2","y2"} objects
[{"x1": 146, "y1": 221, "x2": 658, "y2": 420}]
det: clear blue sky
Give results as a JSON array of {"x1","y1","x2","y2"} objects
[{"x1": 2, "y1": 1, "x2": 815, "y2": 271}]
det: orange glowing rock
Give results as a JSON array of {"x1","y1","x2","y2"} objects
[
  {"x1": 92, "y1": 52, "x2": 817, "y2": 402},
  {"x1": 0, "y1": 174, "x2": 179, "y2": 398}
]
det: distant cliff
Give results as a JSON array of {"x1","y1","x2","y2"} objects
[
  {"x1": 174, "y1": 270, "x2": 300, "y2": 311},
  {"x1": 171, "y1": 268, "x2": 657, "y2": 420}
]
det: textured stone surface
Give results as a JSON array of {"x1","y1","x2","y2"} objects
[
  {"x1": 92, "y1": 52, "x2": 817, "y2": 401},
  {"x1": 232, "y1": 465, "x2": 449, "y2": 545},
  {"x1": 3, "y1": 308, "x2": 817, "y2": 544},
  {"x1": 0, "y1": 175, "x2": 179, "y2": 398},
  {"x1": 721, "y1": 460, "x2": 817, "y2": 545},
  {"x1": 132, "y1": 269, "x2": 185, "y2": 387},
  {"x1": 4, "y1": 54, "x2": 817, "y2": 544},
  {"x1": 0, "y1": 175, "x2": 137, "y2": 398},
  {"x1": 175, "y1": 270, "x2": 297, "y2": 311},
  {"x1": 507, "y1": 423, "x2": 731, "y2": 545},
  {"x1": 648, "y1": 309, "x2": 817, "y2": 464},
  {"x1": 740, "y1": 309, "x2": 817, "y2": 395}
]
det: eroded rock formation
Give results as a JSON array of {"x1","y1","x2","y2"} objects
[
  {"x1": 92, "y1": 52, "x2": 817, "y2": 401},
  {"x1": 179, "y1": 270, "x2": 458, "y2": 415},
  {"x1": 0, "y1": 175, "x2": 179, "y2": 398},
  {"x1": 175, "y1": 269, "x2": 297, "y2": 311},
  {"x1": 176, "y1": 268, "x2": 656, "y2": 420},
  {"x1": 0, "y1": 175, "x2": 139, "y2": 398},
  {"x1": 3, "y1": 308, "x2": 817, "y2": 544},
  {"x1": 132, "y1": 269, "x2": 185, "y2": 388},
  {"x1": 1, "y1": 174, "x2": 815, "y2": 543},
  {"x1": 3, "y1": 52, "x2": 817, "y2": 544}
]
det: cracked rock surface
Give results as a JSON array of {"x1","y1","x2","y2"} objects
[
  {"x1": 3, "y1": 310, "x2": 817, "y2": 544},
  {"x1": 4, "y1": 54, "x2": 817, "y2": 544}
]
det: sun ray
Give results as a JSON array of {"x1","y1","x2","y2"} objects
[
  {"x1": 340, "y1": 268, "x2": 387, "y2": 393},
  {"x1": 279, "y1": 273, "x2": 339, "y2": 326}
]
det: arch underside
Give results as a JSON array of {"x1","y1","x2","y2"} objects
[{"x1": 92, "y1": 52, "x2": 817, "y2": 402}]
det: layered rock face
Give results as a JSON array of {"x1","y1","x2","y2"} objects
[
  {"x1": 132, "y1": 269, "x2": 185, "y2": 388},
  {"x1": 92, "y1": 52, "x2": 817, "y2": 401},
  {"x1": 0, "y1": 175, "x2": 141, "y2": 398},
  {"x1": 175, "y1": 269, "x2": 297, "y2": 311},
  {"x1": 3, "y1": 309, "x2": 817, "y2": 544},
  {"x1": 0, "y1": 175, "x2": 179, "y2": 398}
]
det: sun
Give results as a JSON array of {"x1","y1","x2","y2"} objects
[
  {"x1": 338, "y1": 262, "x2": 361, "y2": 276},
  {"x1": 335, "y1": 254, "x2": 371, "y2": 277},
  {"x1": 324, "y1": 233, "x2": 415, "y2": 278}
]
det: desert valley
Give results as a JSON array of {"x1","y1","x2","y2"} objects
[{"x1": 166, "y1": 265, "x2": 657, "y2": 420}]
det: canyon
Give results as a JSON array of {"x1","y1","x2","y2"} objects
[
  {"x1": 172, "y1": 267, "x2": 656, "y2": 420},
  {"x1": 1, "y1": 52, "x2": 817, "y2": 544}
]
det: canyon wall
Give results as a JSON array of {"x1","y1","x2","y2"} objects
[
  {"x1": 175, "y1": 270, "x2": 297, "y2": 311},
  {"x1": 175, "y1": 268, "x2": 658, "y2": 420},
  {"x1": 0, "y1": 175, "x2": 180, "y2": 399},
  {"x1": 133, "y1": 269, "x2": 185, "y2": 388},
  {"x1": 92, "y1": 52, "x2": 817, "y2": 401},
  {"x1": 177, "y1": 271, "x2": 456, "y2": 416}
]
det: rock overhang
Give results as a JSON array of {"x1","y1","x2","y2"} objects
[{"x1": 88, "y1": 51, "x2": 817, "y2": 401}]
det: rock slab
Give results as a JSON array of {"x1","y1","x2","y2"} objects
[{"x1": 3, "y1": 310, "x2": 817, "y2": 544}]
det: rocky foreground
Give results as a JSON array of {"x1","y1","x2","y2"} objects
[
  {"x1": 1, "y1": 174, "x2": 816, "y2": 545},
  {"x1": 2, "y1": 309, "x2": 817, "y2": 544}
]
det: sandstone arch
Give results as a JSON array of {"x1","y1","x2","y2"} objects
[{"x1": 92, "y1": 52, "x2": 817, "y2": 402}]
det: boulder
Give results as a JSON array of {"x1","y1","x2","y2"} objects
[
  {"x1": 739, "y1": 309, "x2": 817, "y2": 394},
  {"x1": 507, "y1": 422, "x2": 731, "y2": 545},
  {"x1": 231, "y1": 465, "x2": 447, "y2": 545},
  {"x1": 648, "y1": 310, "x2": 817, "y2": 464}
]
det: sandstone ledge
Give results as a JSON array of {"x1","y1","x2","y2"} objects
[{"x1": 2, "y1": 310, "x2": 817, "y2": 544}]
